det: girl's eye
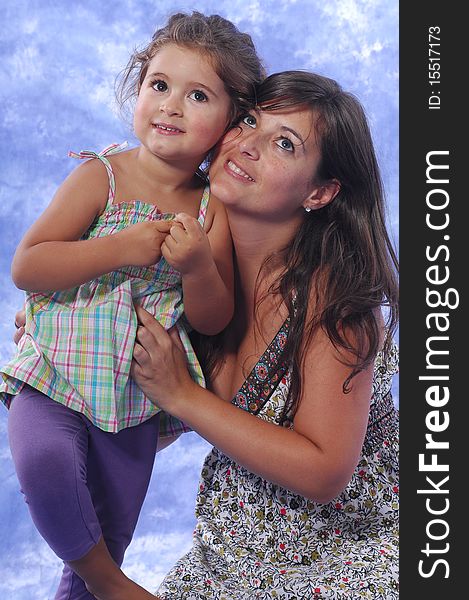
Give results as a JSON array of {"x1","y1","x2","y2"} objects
[
  {"x1": 189, "y1": 90, "x2": 208, "y2": 102},
  {"x1": 152, "y1": 80, "x2": 168, "y2": 92},
  {"x1": 242, "y1": 115, "x2": 257, "y2": 128},
  {"x1": 275, "y1": 137, "x2": 294, "y2": 152}
]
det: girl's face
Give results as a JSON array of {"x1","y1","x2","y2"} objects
[
  {"x1": 134, "y1": 44, "x2": 232, "y2": 165},
  {"x1": 209, "y1": 107, "x2": 329, "y2": 220}
]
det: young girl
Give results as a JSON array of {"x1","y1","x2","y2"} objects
[{"x1": 0, "y1": 12, "x2": 264, "y2": 600}]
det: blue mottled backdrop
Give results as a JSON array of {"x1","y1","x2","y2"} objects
[{"x1": 0, "y1": 1, "x2": 398, "y2": 597}]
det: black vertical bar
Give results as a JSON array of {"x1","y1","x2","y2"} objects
[{"x1": 400, "y1": 3, "x2": 464, "y2": 598}]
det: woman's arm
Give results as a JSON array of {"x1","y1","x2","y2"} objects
[
  {"x1": 161, "y1": 199, "x2": 234, "y2": 335},
  {"x1": 11, "y1": 159, "x2": 172, "y2": 292},
  {"x1": 131, "y1": 306, "x2": 374, "y2": 503}
]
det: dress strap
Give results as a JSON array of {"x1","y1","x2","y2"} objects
[
  {"x1": 68, "y1": 142, "x2": 128, "y2": 209},
  {"x1": 231, "y1": 317, "x2": 290, "y2": 416},
  {"x1": 197, "y1": 183, "x2": 210, "y2": 228}
]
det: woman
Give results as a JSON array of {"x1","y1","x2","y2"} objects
[{"x1": 131, "y1": 70, "x2": 399, "y2": 599}]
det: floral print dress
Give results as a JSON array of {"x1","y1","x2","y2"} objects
[{"x1": 156, "y1": 319, "x2": 399, "y2": 599}]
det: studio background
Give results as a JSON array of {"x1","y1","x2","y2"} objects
[{"x1": 0, "y1": 1, "x2": 398, "y2": 597}]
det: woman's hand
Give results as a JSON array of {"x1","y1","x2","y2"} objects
[
  {"x1": 131, "y1": 305, "x2": 198, "y2": 415},
  {"x1": 13, "y1": 308, "x2": 26, "y2": 345}
]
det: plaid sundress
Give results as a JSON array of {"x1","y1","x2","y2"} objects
[{"x1": 0, "y1": 142, "x2": 206, "y2": 435}]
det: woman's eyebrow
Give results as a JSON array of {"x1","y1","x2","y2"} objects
[{"x1": 280, "y1": 126, "x2": 305, "y2": 146}]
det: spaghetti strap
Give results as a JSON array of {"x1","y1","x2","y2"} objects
[
  {"x1": 69, "y1": 142, "x2": 128, "y2": 209},
  {"x1": 197, "y1": 183, "x2": 210, "y2": 228}
]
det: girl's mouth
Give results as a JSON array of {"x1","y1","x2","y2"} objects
[{"x1": 153, "y1": 122, "x2": 184, "y2": 134}]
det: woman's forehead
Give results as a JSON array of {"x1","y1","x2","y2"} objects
[{"x1": 258, "y1": 104, "x2": 314, "y2": 123}]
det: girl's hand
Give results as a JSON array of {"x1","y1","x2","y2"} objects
[
  {"x1": 119, "y1": 220, "x2": 173, "y2": 267},
  {"x1": 13, "y1": 309, "x2": 26, "y2": 345},
  {"x1": 130, "y1": 306, "x2": 198, "y2": 414},
  {"x1": 161, "y1": 213, "x2": 212, "y2": 275}
]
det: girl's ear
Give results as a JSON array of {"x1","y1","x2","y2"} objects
[{"x1": 302, "y1": 179, "x2": 341, "y2": 211}]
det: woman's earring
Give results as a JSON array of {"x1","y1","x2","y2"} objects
[{"x1": 304, "y1": 206, "x2": 312, "y2": 212}]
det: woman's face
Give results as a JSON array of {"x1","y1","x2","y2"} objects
[{"x1": 209, "y1": 106, "x2": 324, "y2": 220}]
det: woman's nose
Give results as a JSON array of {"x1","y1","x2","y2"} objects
[{"x1": 238, "y1": 131, "x2": 260, "y2": 160}]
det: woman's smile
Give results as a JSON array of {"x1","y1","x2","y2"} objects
[{"x1": 224, "y1": 159, "x2": 255, "y2": 182}]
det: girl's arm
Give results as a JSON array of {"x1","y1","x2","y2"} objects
[
  {"x1": 131, "y1": 306, "x2": 374, "y2": 503},
  {"x1": 12, "y1": 159, "x2": 171, "y2": 292},
  {"x1": 161, "y1": 199, "x2": 234, "y2": 336}
]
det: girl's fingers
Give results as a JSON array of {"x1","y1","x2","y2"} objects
[
  {"x1": 174, "y1": 212, "x2": 202, "y2": 234},
  {"x1": 153, "y1": 219, "x2": 174, "y2": 233},
  {"x1": 168, "y1": 223, "x2": 187, "y2": 243},
  {"x1": 162, "y1": 233, "x2": 177, "y2": 252}
]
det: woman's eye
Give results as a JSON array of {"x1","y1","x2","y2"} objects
[
  {"x1": 242, "y1": 115, "x2": 257, "y2": 128},
  {"x1": 276, "y1": 137, "x2": 294, "y2": 152},
  {"x1": 152, "y1": 80, "x2": 168, "y2": 92},
  {"x1": 189, "y1": 90, "x2": 208, "y2": 102}
]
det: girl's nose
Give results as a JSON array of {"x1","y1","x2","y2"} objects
[{"x1": 159, "y1": 97, "x2": 182, "y2": 117}]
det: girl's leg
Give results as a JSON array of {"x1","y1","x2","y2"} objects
[
  {"x1": 8, "y1": 386, "x2": 158, "y2": 599},
  {"x1": 87, "y1": 412, "x2": 160, "y2": 565},
  {"x1": 58, "y1": 413, "x2": 161, "y2": 598},
  {"x1": 8, "y1": 386, "x2": 102, "y2": 561}
]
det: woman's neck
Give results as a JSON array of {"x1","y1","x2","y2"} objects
[{"x1": 227, "y1": 210, "x2": 300, "y2": 289}]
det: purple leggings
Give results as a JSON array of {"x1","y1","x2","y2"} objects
[{"x1": 8, "y1": 385, "x2": 159, "y2": 599}]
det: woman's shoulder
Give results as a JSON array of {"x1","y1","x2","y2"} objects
[{"x1": 372, "y1": 336, "x2": 399, "y2": 404}]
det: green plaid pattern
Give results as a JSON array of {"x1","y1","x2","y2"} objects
[{"x1": 1, "y1": 145, "x2": 208, "y2": 435}]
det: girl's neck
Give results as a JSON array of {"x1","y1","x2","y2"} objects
[{"x1": 134, "y1": 145, "x2": 203, "y2": 192}]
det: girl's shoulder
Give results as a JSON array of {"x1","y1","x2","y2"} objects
[
  {"x1": 67, "y1": 142, "x2": 133, "y2": 212},
  {"x1": 62, "y1": 155, "x2": 111, "y2": 216},
  {"x1": 105, "y1": 145, "x2": 136, "y2": 168}
]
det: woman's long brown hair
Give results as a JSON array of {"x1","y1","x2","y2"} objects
[{"x1": 195, "y1": 71, "x2": 399, "y2": 419}]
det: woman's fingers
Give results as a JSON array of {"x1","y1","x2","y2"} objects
[
  {"x1": 168, "y1": 326, "x2": 185, "y2": 353},
  {"x1": 132, "y1": 338, "x2": 150, "y2": 366},
  {"x1": 13, "y1": 326, "x2": 25, "y2": 345},
  {"x1": 13, "y1": 308, "x2": 26, "y2": 345},
  {"x1": 134, "y1": 305, "x2": 174, "y2": 357},
  {"x1": 135, "y1": 305, "x2": 164, "y2": 330},
  {"x1": 14, "y1": 308, "x2": 26, "y2": 328},
  {"x1": 130, "y1": 356, "x2": 146, "y2": 381},
  {"x1": 131, "y1": 307, "x2": 196, "y2": 413}
]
